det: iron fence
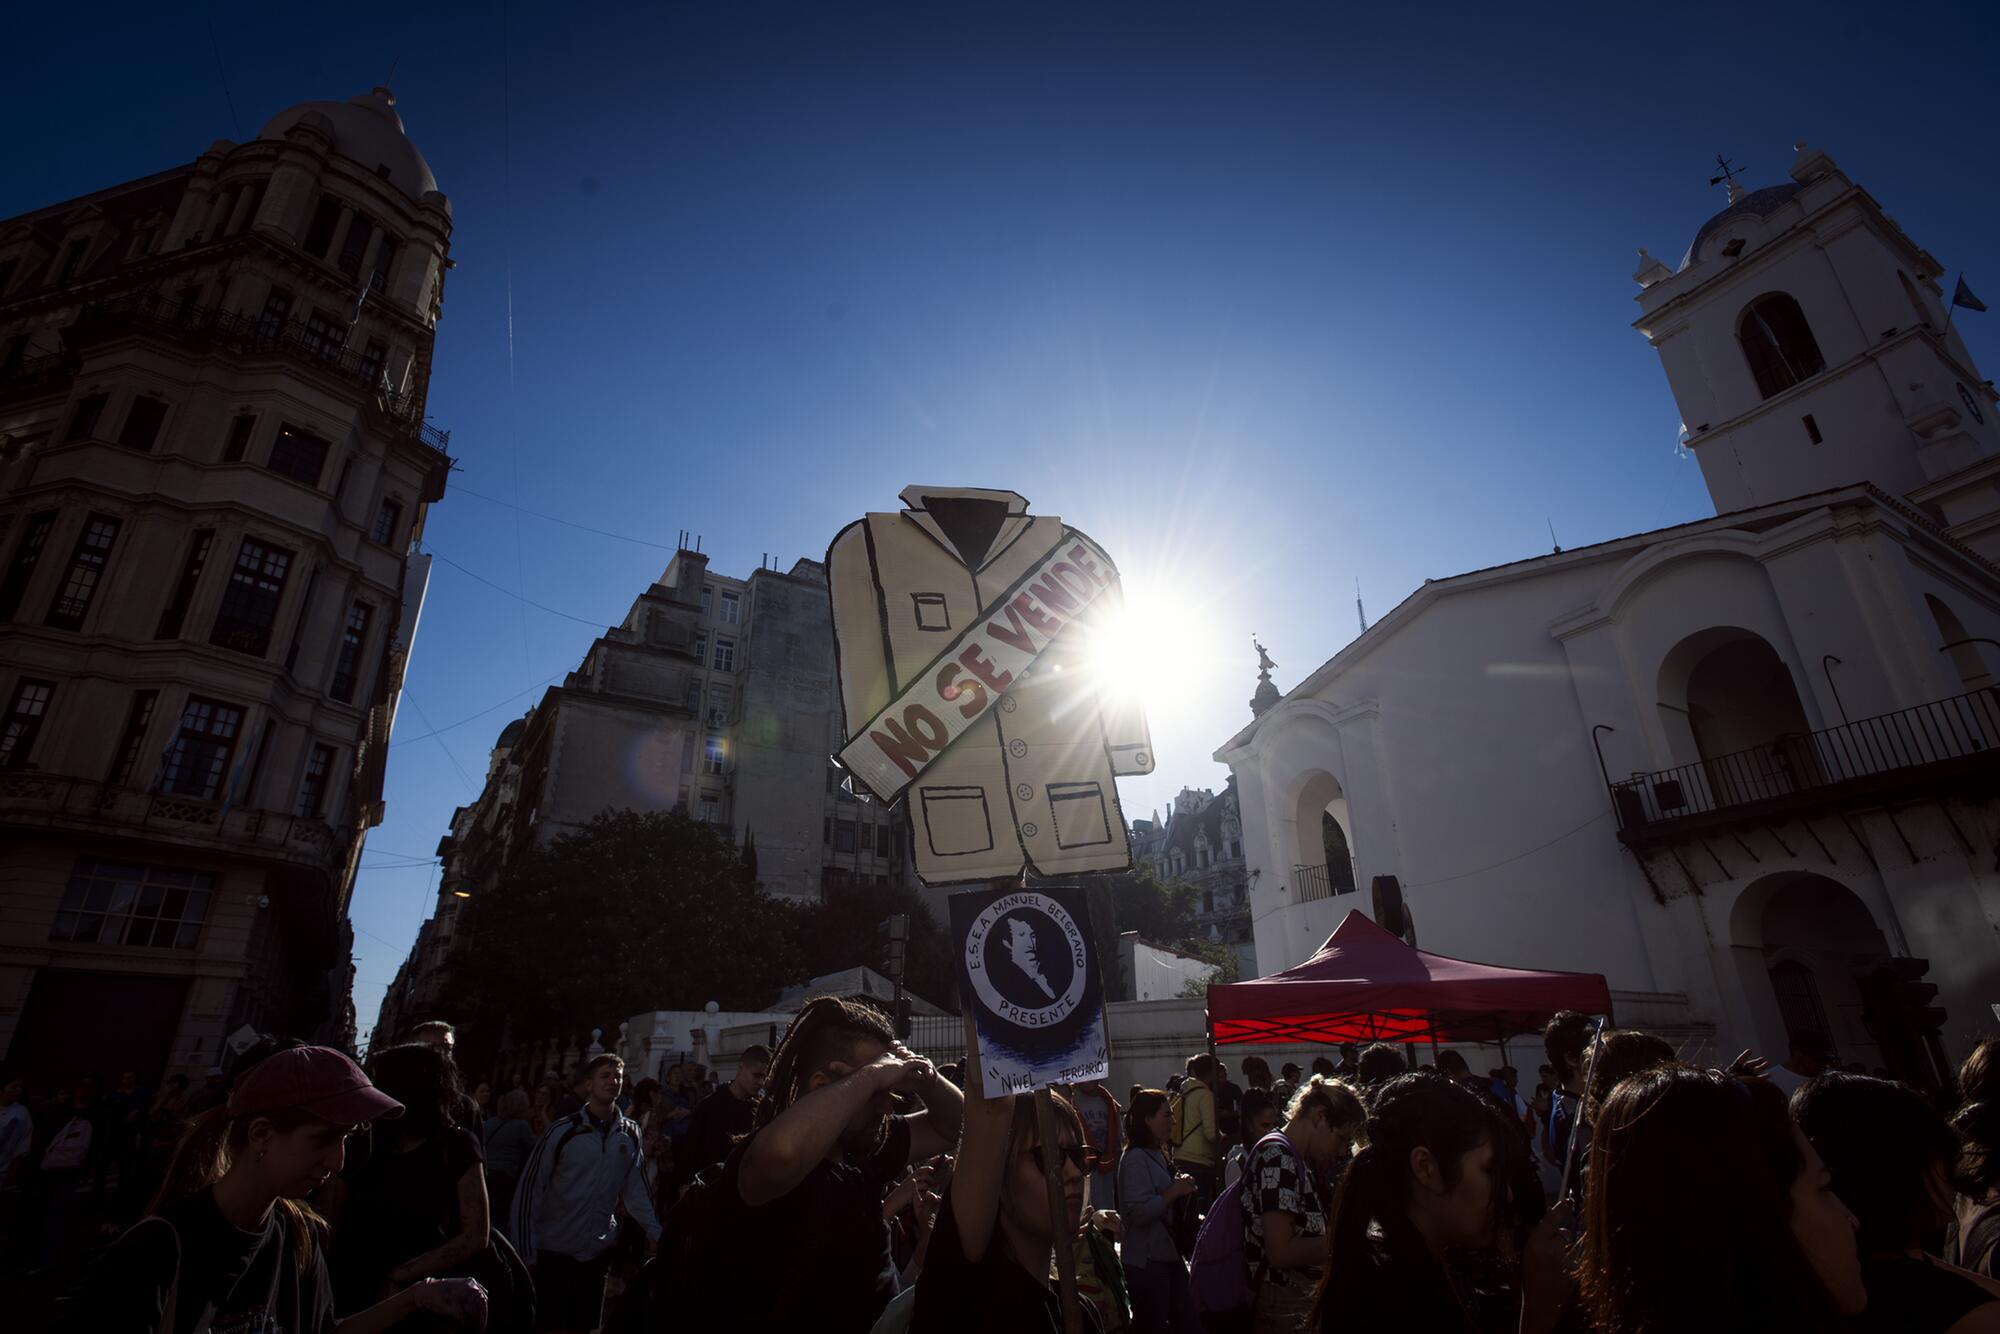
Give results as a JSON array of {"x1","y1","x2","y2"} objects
[
  {"x1": 1609, "y1": 687, "x2": 2000, "y2": 829},
  {"x1": 0, "y1": 771, "x2": 347, "y2": 872},
  {"x1": 1293, "y1": 861, "x2": 1358, "y2": 902}
]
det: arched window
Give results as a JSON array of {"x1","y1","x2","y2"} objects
[
  {"x1": 1737, "y1": 294, "x2": 1826, "y2": 399},
  {"x1": 1321, "y1": 812, "x2": 1356, "y2": 896}
]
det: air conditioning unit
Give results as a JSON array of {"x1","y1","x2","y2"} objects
[{"x1": 707, "y1": 709, "x2": 729, "y2": 727}]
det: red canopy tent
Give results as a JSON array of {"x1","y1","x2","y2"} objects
[{"x1": 1208, "y1": 910, "x2": 1612, "y2": 1047}]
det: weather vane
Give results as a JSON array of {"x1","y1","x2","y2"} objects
[{"x1": 1708, "y1": 154, "x2": 1745, "y2": 191}]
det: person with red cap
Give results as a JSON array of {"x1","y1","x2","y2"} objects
[{"x1": 56, "y1": 1044, "x2": 489, "y2": 1333}]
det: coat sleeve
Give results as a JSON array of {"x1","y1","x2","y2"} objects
[
  {"x1": 1116, "y1": 1153, "x2": 1169, "y2": 1228},
  {"x1": 1068, "y1": 527, "x2": 1154, "y2": 776},
  {"x1": 827, "y1": 518, "x2": 891, "y2": 754},
  {"x1": 509, "y1": 1121, "x2": 563, "y2": 1266},
  {"x1": 619, "y1": 1126, "x2": 662, "y2": 1242}
]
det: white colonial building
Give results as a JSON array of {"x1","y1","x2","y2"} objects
[{"x1": 1219, "y1": 143, "x2": 2000, "y2": 1085}]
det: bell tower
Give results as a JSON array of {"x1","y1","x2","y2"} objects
[{"x1": 1632, "y1": 143, "x2": 2000, "y2": 559}]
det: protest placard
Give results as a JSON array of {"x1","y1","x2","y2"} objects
[{"x1": 951, "y1": 883, "x2": 1109, "y2": 1098}]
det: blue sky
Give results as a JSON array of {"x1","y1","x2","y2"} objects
[{"x1": 7, "y1": 3, "x2": 1996, "y2": 1044}]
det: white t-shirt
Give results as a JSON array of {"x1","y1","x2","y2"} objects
[{"x1": 0, "y1": 1102, "x2": 31, "y2": 1178}]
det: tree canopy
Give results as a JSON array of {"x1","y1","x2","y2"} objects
[{"x1": 441, "y1": 809, "x2": 806, "y2": 1064}]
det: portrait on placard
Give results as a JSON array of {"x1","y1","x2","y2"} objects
[
  {"x1": 951, "y1": 884, "x2": 1110, "y2": 1098},
  {"x1": 824, "y1": 486, "x2": 1153, "y2": 886}
]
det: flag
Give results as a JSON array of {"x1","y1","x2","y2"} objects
[{"x1": 1954, "y1": 277, "x2": 1988, "y2": 314}]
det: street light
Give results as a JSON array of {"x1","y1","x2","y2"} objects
[{"x1": 1822, "y1": 655, "x2": 1848, "y2": 725}]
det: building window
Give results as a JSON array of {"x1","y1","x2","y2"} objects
[
  {"x1": 680, "y1": 733, "x2": 695, "y2": 772},
  {"x1": 160, "y1": 696, "x2": 242, "y2": 800},
  {"x1": 54, "y1": 239, "x2": 88, "y2": 286},
  {"x1": 700, "y1": 795, "x2": 720, "y2": 824},
  {"x1": 117, "y1": 397, "x2": 167, "y2": 452},
  {"x1": 835, "y1": 820, "x2": 857, "y2": 852},
  {"x1": 709, "y1": 681, "x2": 733, "y2": 721},
  {"x1": 260, "y1": 287, "x2": 293, "y2": 332},
  {"x1": 823, "y1": 816, "x2": 831, "y2": 846},
  {"x1": 875, "y1": 825, "x2": 892, "y2": 857},
  {"x1": 713, "y1": 637, "x2": 735, "y2": 672},
  {"x1": 0, "y1": 511, "x2": 58, "y2": 621},
  {"x1": 44, "y1": 514, "x2": 121, "y2": 631},
  {"x1": 335, "y1": 216, "x2": 374, "y2": 279},
  {"x1": 64, "y1": 393, "x2": 107, "y2": 443},
  {"x1": 703, "y1": 734, "x2": 725, "y2": 774},
  {"x1": 329, "y1": 602, "x2": 373, "y2": 702},
  {"x1": 107, "y1": 690, "x2": 158, "y2": 786},
  {"x1": 370, "y1": 499, "x2": 403, "y2": 546},
  {"x1": 719, "y1": 590, "x2": 740, "y2": 624},
  {"x1": 267, "y1": 424, "x2": 329, "y2": 487},
  {"x1": 295, "y1": 744, "x2": 336, "y2": 818},
  {"x1": 360, "y1": 339, "x2": 386, "y2": 385},
  {"x1": 0, "y1": 678, "x2": 54, "y2": 770},
  {"x1": 692, "y1": 631, "x2": 707, "y2": 664},
  {"x1": 208, "y1": 538, "x2": 292, "y2": 656},
  {"x1": 302, "y1": 309, "x2": 345, "y2": 359},
  {"x1": 1738, "y1": 293, "x2": 1827, "y2": 400},
  {"x1": 49, "y1": 860, "x2": 212, "y2": 950},
  {"x1": 283, "y1": 568, "x2": 320, "y2": 673},
  {"x1": 369, "y1": 241, "x2": 396, "y2": 293},
  {"x1": 302, "y1": 197, "x2": 341, "y2": 257},
  {"x1": 222, "y1": 414, "x2": 256, "y2": 463},
  {"x1": 684, "y1": 677, "x2": 703, "y2": 711},
  {"x1": 701, "y1": 586, "x2": 713, "y2": 616}
]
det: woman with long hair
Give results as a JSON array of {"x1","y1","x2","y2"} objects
[
  {"x1": 329, "y1": 1043, "x2": 497, "y2": 1317},
  {"x1": 1796, "y1": 1071, "x2": 2000, "y2": 1332},
  {"x1": 60, "y1": 1046, "x2": 485, "y2": 1333},
  {"x1": 1952, "y1": 1038, "x2": 2000, "y2": 1278},
  {"x1": 1117, "y1": 1088, "x2": 1200, "y2": 1334},
  {"x1": 1578, "y1": 1064, "x2": 1865, "y2": 1332},
  {"x1": 1247, "y1": 1076, "x2": 1363, "y2": 1332},
  {"x1": 527, "y1": 1079, "x2": 558, "y2": 1137},
  {"x1": 1311, "y1": 1069, "x2": 1514, "y2": 1334},
  {"x1": 913, "y1": 1082, "x2": 1099, "y2": 1333}
]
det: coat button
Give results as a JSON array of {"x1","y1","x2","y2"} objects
[
  {"x1": 1000, "y1": 694, "x2": 1019, "y2": 713},
  {"x1": 1016, "y1": 783, "x2": 1034, "y2": 801},
  {"x1": 1022, "y1": 822, "x2": 1039, "y2": 838},
  {"x1": 1008, "y1": 739, "x2": 1028, "y2": 758}
]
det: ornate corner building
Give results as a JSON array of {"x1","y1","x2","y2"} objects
[{"x1": 0, "y1": 88, "x2": 455, "y2": 1087}]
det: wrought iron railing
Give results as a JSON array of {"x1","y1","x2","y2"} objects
[
  {"x1": 74, "y1": 294, "x2": 450, "y2": 452},
  {"x1": 0, "y1": 771, "x2": 348, "y2": 873},
  {"x1": 1609, "y1": 688, "x2": 2000, "y2": 830},
  {"x1": 0, "y1": 350, "x2": 78, "y2": 399},
  {"x1": 1294, "y1": 861, "x2": 1359, "y2": 902}
]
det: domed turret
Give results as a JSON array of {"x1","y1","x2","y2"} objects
[{"x1": 259, "y1": 87, "x2": 438, "y2": 199}]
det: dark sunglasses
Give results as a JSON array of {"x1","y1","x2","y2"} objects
[{"x1": 1022, "y1": 1140, "x2": 1092, "y2": 1173}]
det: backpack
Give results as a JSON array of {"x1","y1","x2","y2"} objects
[
  {"x1": 646, "y1": 1164, "x2": 730, "y2": 1332},
  {"x1": 41, "y1": 1113, "x2": 93, "y2": 1172},
  {"x1": 1188, "y1": 1131, "x2": 1299, "y2": 1321},
  {"x1": 1168, "y1": 1090, "x2": 1189, "y2": 1153}
]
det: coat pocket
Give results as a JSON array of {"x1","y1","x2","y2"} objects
[
  {"x1": 920, "y1": 785, "x2": 995, "y2": 856},
  {"x1": 1047, "y1": 781, "x2": 1113, "y2": 849}
]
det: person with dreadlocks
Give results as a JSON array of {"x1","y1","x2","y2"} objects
[{"x1": 716, "y1": 995, "x2": 962, "y2": 1333}]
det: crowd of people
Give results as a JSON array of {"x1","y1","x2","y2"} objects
[{"x1": 8, "y1": 1007, "x2": 2000, "y2": 1332}]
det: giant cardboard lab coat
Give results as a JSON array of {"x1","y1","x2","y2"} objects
[{"x1": 827, "y1": 486, "x2": 1154, "y2": 886}]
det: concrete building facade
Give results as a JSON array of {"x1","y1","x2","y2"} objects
[
  {"x1": 1133, "y1": 782, "x2": 1259, "y2": 978},
  {"x1": 0, "y1": 88, "x2": 455, "y2": 1087},
  {"x1": 371, "y1": 546, "x2": 914, "y2": 1045},
  {"x1": 1221, "y1": 145, "x2": 2000, "y2": 1085}
]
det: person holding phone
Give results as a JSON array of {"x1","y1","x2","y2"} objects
[{"x1": 1118, "y1": 1089, "x2": 1200, "y2": 1334}]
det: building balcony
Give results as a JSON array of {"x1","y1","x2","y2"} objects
[
  {"x1": 69, "y1": 294, "x2": 451, "y2": 454},
  {"x1": 0, "y1": 770, "x2": 351, "y2": 880},
  {"x1": 1610, "y1": 688, "x2": 2000, "y2": 844},
  {"x1": 1292, "y1": 861, "x2": 1359, "y2": 903},
  {"x1": 0, "y1": 349, "x2": 79, "y2": 405}
]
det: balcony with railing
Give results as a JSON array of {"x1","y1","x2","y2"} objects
[
  {"x1": 0, "y1": 349, "x2": 80, "y2": 403},
  {"x1": 1293, "y1": 858, "x2": 1360, "y2": 903},
  {"x1": 70, "y1": 294, "x2": 450, "y2": 453},
  {"x1": 0, "y1": 770, "x2": 350, "y2": 879},
  {"x1": 1610, "y1": 688, "x2": 2000, "y2": 840}
]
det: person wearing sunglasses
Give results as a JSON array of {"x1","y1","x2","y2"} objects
[{"x1": 912, "y1": 1074, "x2": 1101, "y2": 1333}]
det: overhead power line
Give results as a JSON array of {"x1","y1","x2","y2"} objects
[
  {"x1": 449, "y1": 481, "x2": 681, "y2": 551},
  {"x1": 390, "y1": 671, "x2": 565, "y2": 747},
  {"x1": 429, "y1": 551, "x2": 616, "y2": 628}
]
